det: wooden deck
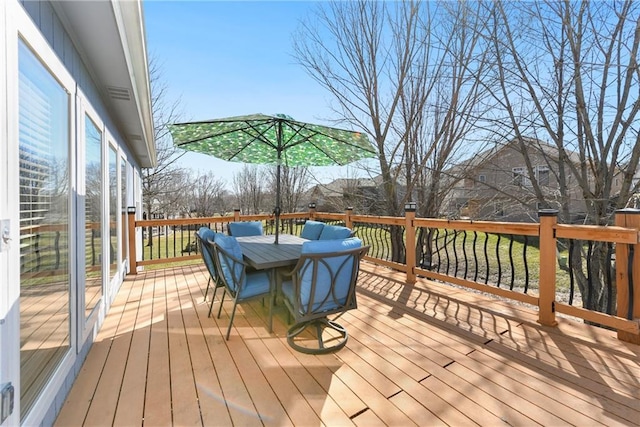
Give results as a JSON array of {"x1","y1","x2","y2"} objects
[{"x1": 55, "y1": 263, "x2": 640, "y2": 426}]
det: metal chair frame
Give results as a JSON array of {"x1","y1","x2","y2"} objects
[
  {"x1": 206, "y1": 238, "x2": 273, "y2": 340},
  {"x1": 281, "y1": 245, "x2": 369, "y2": 354},
  {"x1": 195, "y1": 229, "x2": 225, "y2": 316}
]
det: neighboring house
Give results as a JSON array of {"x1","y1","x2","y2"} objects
[
  {"x1": 0, "y1": 1, "x2": 155, "y2": 425},
  {"x1": 442, "y1": 138, "x2": 588, "y2": 222},
  {"x1": 308, "y1": 178, "x2": 380, "y2": 214}
]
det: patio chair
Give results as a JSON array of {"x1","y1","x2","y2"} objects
[
  {"x1": 195, "y1": 227, "x2": 225, "y2": 316},
  {"x1": 228, "y1": 221, "x2": 263, "y2": 237},
  {"x1": 318, "y1": 224, "x2": 353, "y2": 240},
  {"x1": 207, "y1": 233, "x2": 273, "y2": 340},
  {"x1": 280, "y1": 237, "x2": 369, "y2": 354},
  {"x1": 300, "y1": 220, "x2": 325, "y2": 240}
]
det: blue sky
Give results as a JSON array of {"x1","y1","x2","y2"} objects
[{"x1": 144, "y1": 1, "x2": 362, "y2": 187}]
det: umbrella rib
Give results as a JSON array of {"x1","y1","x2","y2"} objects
[
  {"x1": 175, "y1": 120, "x2": 280, "y2": 162},
  {"x1": 172, "y1": 115, "x2": 376, "y2": 166},
  {"x1": 283, "y1": 123, "x2": 375, "y2": 164}
]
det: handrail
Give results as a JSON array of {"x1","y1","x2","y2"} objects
[{"x1": 126, "y1": 207, "x2": 640, "y2": 344}]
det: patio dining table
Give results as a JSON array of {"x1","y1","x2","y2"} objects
[
  {"x1": 236, "y1": 234, "x2": 307, "y2": 270},
  {"x1": 236, "y1": 234, "x2": 307, "y2": 326}
]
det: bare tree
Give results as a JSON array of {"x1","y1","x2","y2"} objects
[
  {"x1": 142, "y1": 56, "x2": 191, "y2": 244},
  {"x1": 232, "y1": 165, "x2": 266, "y2": 214},
  {"x1": 189, "y1": 171, "x2": 228, "y2": 217},
  {"x1": 294, "y1": 1, "x2": 489, "y2": 262},
  {"x1": 480, "y1": 1, "x2": 640, "y2": 313},
  {"x1": 266, "y1": 165, "x2": 311, "y2": 213}
]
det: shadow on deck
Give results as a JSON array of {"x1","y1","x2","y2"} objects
[{"x1": 55, "y1": 263, "x2": 640, "y2": 426}]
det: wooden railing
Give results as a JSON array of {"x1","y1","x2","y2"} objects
[{"x1": 127, "y1": 207, "x2": 640, "y2": 344}]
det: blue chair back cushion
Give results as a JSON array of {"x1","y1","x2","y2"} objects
[
  {"x1": 197, "y1": 227, "x2": 218, "y2": 276},
  {"x1": 285, "y1": 237, "x2": 362, "y2": 313},
  {"x1": 213, "y1": 233, "x2": 244, "y2": 291},
  {"x1": 300, "y1": 220, "x2": 325, "y2": 240},
  {"x1": 229, "y1": 221, "x2": 263, "y2": 237},
  {"x1": 318, "y1": 225, "x2": 352, "y2": 240}
]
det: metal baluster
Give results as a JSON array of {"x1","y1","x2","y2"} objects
[
  {"x1": 568, "y1": 240, "x2": 575, "y2": 305},
  {"x1": 509, "y1": 235, "x2": 515, "y2": 290},
  {"x1": 453, "y1": 230, "x2": 459, "y2": 277},
  {"x1": 462, "y1": 230, "x2": 468, "y2": 280},
  {"x1": 586, "y1": 241, "x2": 593, "y2": 309},
  {"x1": 606, "y1": 242, "x2": 613, "y2": 315},
  {"x1": 444, "y1": 229, "x2": 450, "y2": 275},
  {"x1": 472, "y1": 231, "x2": 478, "y2": 282},
  {"x1": 495, "y1": 234, "x2": 502, "y2": 287},
  {"x1": 434, "y1": 228, "x2": 441, "y2": 273},
  {"x1": 523, "y1": 236, "x2": 529, "y2": 293},
  {"x1": 483, "y1": 232, "x2": 489, "y2": 284}
]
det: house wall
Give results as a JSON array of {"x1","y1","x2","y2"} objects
[
  {"x1": 447, "y1": 142, "x2": 588, "y2": 222},
  {"x1": 1, "y1": 2, "x2": 146, "y2": 425}
]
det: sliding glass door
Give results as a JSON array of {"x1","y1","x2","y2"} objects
[{"x1": 18, "y1": 39, "x2": 72, "y2": 417}]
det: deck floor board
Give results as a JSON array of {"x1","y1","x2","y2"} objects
[{"x1": 54, "y1": 263, "x2": 640, "y2": 426}]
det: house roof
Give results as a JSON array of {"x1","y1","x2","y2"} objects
[
  {"x1": 449, "y1": 137, "x2": 582, "y2": 174},
  {"x1": 53, "y1": 1, "x2": 156, "y2": 167},
  {"x1": 310, "y1": 178, "x2": 377, "y2": 198}
]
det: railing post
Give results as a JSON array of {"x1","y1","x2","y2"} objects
[
  {"x1": 404, "y1": 202, "x2": 417, "y2": 284},
  {"x1": 345, "y1": 207, "x2": 353, "y2": 229},
  {"x1": 614, "y1": 209, "x2": 640, "y2": 344},
  {"x1": 308, "y1": 203, "x2": 316, "y2": 220},
  {"x1": 234, "y1": 208, "x2": 241, "y2": 221},
  {"x1": 127, "y1": 206, "x2": 137, "y2": 275},
  {"x1": 538, "y1": 209, "x2": 558, "y2": 326}
]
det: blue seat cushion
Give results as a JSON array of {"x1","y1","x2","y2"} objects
[
  {"x1": 213, "y1": 233, "x2": 244, "y2": 291},
  {"x1": 284, "y1": 238, "x2": 362, "y2": 313},
  {"x1": 239, "y1": 271, "x2": 271, "y2": 299},
  {"x1": 318, "y1": 225, "x2": 352, "y2": 240},
  {"x1": 300, "y1": 220, "x2": 325, "y2": 240},
  {"x1": 229, "y1": 221, "x2": 263, "y2": 237}
]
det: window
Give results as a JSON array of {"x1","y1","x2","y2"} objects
[
  {"x1": 536, "y1": 166, "x2": 550, "y2": 186},
  {"x1": 512, "y1": 167, "x2": 531, "y2": 187},
  {"x1": 478, "y1": 174, "x2": 486, "y2": 183},
  {"x1": 109, "y1": 146, "x2": 118, "y2": 279},
  {"x1": 495, "y1": 202, "x2": 504, "y2": 217},
  {"x1": 84, "y1": 115, "x2": 103, "y2": 317},
  {"x1": 121, "y1": 158, "x2": 128, "y2": 264},
  {"x1": 18, "y1": 39, "x2": 71, "y2": 416}
]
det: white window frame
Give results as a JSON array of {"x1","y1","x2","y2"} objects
[
  {"x1": 512, "y1": 167, "x2": 532, "y2": 187},
  {"x1": 77, "y1": 92, "x2": 105, "y2": 342},
  {"x1": 8, "y1": 2, "x2": 78, "y2": 425},
  {"x1": 536, "y1": 165, "x2": 550, "y2": 186},
  {"x1": 107, "y1": 138, "x2": 120, "y2": 303}
]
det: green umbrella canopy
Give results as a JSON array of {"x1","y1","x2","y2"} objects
[
  {"x1": 169, "y1": 113, "x2": 376, "y2": 243},
  {"x1": 168, "y1": 113, "x2": 376, "y2": 166}
]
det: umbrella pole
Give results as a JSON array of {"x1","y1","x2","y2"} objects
[
  {"x1": 275, "y1": 162, "x2": 280, "y2": 244},
  {"x1": 275, "y1": 143, "x2": 282, "y2": 244}
]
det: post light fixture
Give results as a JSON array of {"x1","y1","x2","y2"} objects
[
  {"x1": 404, "y1": 201, "x2": 417, "y2": 212},
  {"x1": 308, "y1": 203, "x2": 317, "y2": 209},
  {"x1": 127, "y1": 206, "x2": 136, "y2": 214}
]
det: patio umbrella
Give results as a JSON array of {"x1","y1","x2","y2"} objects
[{"x1": 168, "y1": 113, "x2": 377, "y2": 243}]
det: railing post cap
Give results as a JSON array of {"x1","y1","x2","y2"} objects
[
  {"x1": 346, "y1": 207, "x2": 353, "y2": 211},
  {"x1": 404, "y1": 201, "x2": 417, "y2": 212},
  {"x1": 616, "y1": 208, "x2": 640, "y2": 215},
  {"x1": 538, "y1": 209, "x2": 559, "y2": 217}
]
